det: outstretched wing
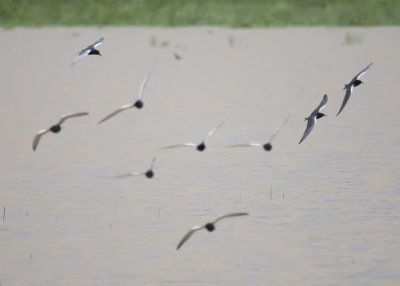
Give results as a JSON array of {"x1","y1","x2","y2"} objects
[
  {"x1": 91, "y1": 37, "x2": 104, "y2": 49},
  {"x1": 203, "y1": 122, "x2": 224, "y2": 144},
  {"x1": 298, "y1": 116, "x2": 316, "y2": 144},
  {"x1": 71, "y1": 50, "x2": 90, "y2": 66},
  {"x1": 160, "y1": 143, "x2": 197, "y2": 149},
  {"x1": 213, "y1": 212, "x2": 249, "y2": 224},
  {"x1": 115, "y1": 172, "x2": 145, "y2": 178},
  {"x1": 149, "y1": 157, "x2": 157, "y2": 170},
  {"x1": 32, "y1": 129, "x2": 50, "y2": 151},
  {"x1": 177, "y1": 226, "x2": 204, "y2": 250},
  {"x1": 337, "y1": 85, "x2": 353, "y2": 116},
  {"x1": 228, "y1": 143, "x2": 262, "y2": 148},
  {"x1": 138, "y1": 59, "x2": 157, "y2": 100},
  {"x1": 311, "y1": 94, "x2": 328, "y2": 116},
  {"x1": 58, "y1": 112, "x2": 89, "y2": 125},
  {"x1": 351, "y1": 62, "x2": 373, "y2": 83},
  {"x1": 268, "y1": 115, "x2": 291, "y2": 143},
  {"x1": 97, "y1": 104, "x2": 134, "y2": 124}
]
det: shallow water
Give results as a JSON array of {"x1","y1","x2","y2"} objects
[{"x1": 1, "y1": 27, "x2": 400, "y2": 286}]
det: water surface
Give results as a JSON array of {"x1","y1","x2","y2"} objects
[{"x1": 1, "y1": 27, "x2": 400, "y2": 286}]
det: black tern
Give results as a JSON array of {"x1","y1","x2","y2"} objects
[
  {"x1": 229, "y1": 116, "x2": 290, "y2": 151},
  {"x1": 115, "y1": 157, "x2": 156, "y2": 179},
  {"x1": 337, "y1": 62, "x2": 372, "y2": 116},
  {"x1": 298, "y1": 94, "x2": 328, "y2": 144},
  {"x1": 32, "y1": 112, "x2": 89, "y2": 151},
  {"x1": 160, "y1": 122, "x2": 224, "y2": 152},
  {"x1": 98, "y1": 60, "x2": 157, "y2": 124},
  {"x1": 71, "y1": 37, "x2": 104, "y2": 66},
  {"x1": 176, "y1": 212, "x2": 249, "y2": 250}
]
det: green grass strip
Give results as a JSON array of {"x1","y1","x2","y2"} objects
[{"x1": 1, "y1": 0, "x2": 400, "y2": 27}]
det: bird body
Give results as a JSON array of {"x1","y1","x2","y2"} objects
[{"x1": 298, "y1": 94, "x2": 328, "y2": 144}]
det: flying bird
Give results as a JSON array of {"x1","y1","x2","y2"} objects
[
  {"x1": 115, "y1": 157, "x2": 156, "y2": 179},
  {"x1": 173, "y1": 52, "x2": 182, "y2": 60},
  {"x1": 337, "y1": 62, "x2": 372, "y2": 116},
  {"x1": 229, "y1": 115, "x2": 290, "y2": 151},
  {"x1": 32, "y1": 112, "x2": 89, "y2": 151},
  {"x1": 160, "y1": 122, "x2": 224, "y2": 152},
  {"x1": 71, "y1": 37, "x2": 104, "y2": 66},
  {"x1": 176, "y1": 212, "x2": 249, "y2": 250},
  {"x1": 98, "y1": 60, "x2": 157, "y2": 124},
  {"x1": 298, "y1": 94, "x2": 328, "y2": 144}
]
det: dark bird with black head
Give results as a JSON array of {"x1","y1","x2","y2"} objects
[
  {"x1": 299, "y1": 94, "x2": 328, "y2": 144},
  {"x1": 71, "y1": 37, "x2": 104, "y2": 66},
  {"x1": 337, "y1": 62, "x2": 372, "y2": 116}
]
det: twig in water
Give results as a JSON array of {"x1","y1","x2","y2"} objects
[{"x1": 2, "y1": 207, "x2": 5, "y2": 222}]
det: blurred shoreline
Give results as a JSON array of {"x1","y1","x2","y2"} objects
[{"x1": 1, "y1": 0, "x2": 400, "y2": 28}]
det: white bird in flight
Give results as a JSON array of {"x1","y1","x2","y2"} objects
[
  {"x1": 229, "y1": 115, "x2": 291, "y2": 151},
  {"x1": 160, "y1": 122, "x2": 224, "y2": 152},
  {"x1": 98, "y1": 60, "x2": 157, "y2": 124},
  {"x1": 32, "y1": 112, "x2": 89, "y2": 151},
  {"x1": 115, "y1": 157, "x2": 157, "y2": 179},
  {"x1": 177, "y1": 212, "x2": 249, "y2": 250}
]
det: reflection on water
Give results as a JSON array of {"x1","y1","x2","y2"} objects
[{"x1": 1, "y1": 27, "x2": 400, "y2": 285}]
